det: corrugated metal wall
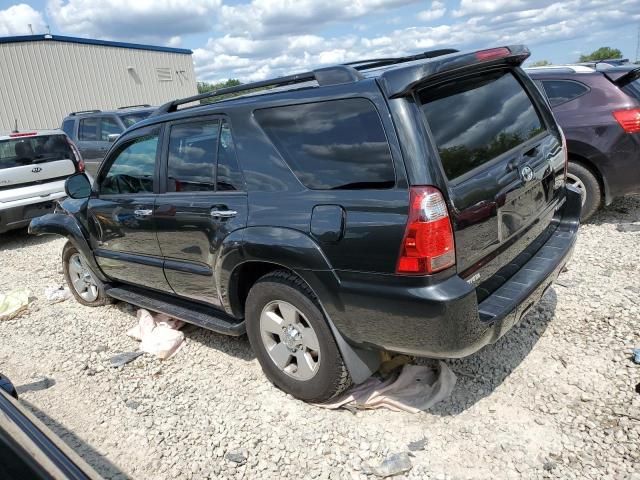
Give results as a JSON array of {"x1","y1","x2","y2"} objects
[{"x1": 0, "y1": 39, "x2": 198, "y2": 130}]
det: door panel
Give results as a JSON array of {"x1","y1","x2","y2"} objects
[{"x1": 155, "y1": 193, "x2": 248, "y2": 304}]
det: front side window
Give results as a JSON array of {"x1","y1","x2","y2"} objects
[
  {"x1": 421, "y1": 70, "x2": 545, "y2": 180},
  {"x1": 167, "y1": 120, "x2": 219, "y2": 192},
  {"x1": 255, "y1": 98, "x2": 395, "y2": 190},
  {"x1": 100, "y1": 117, "x2": 122, "y2": 141},
  {"x1": 100, "y1": 134, "x2": 158, "y2": 194},
  {"x1": 541, "y1": 80, "x2": 589, "y2": 106}
]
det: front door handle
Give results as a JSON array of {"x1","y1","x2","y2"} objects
[
  {"x1": 134, "y1": 209, "x2": 153, "y2": 217},
  {"x1": 210, "y1": 208, "x2": 237, "y2": 219}
]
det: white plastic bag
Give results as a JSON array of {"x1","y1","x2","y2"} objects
[
  {"x1": 127, "y1": 309, "x2": 185, "y2": 360},
  {"x1": 44, "y1": 286, "x2": 72, "y2": 303},
  {"x1": 0, "y1": 288, "x2": 31, "y2": 321}
]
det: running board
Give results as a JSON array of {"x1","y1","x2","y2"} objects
[{"x1": 105, "y1": 285, "x2": 246, "y2": 336}]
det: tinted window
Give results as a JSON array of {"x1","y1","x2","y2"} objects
[
  {"x1": 255, "y1": 99, "x2": 395, "y2": 190},
  {"x1": 121, "y1": 111, "x2": 152, "y2": 128},
  {"x1": 61, "y1": 119, "x2": 75, "y2": 137},
  {"x1": 421, "y1": 70, "x2": 545, "y2": 180},
  {"x1": 621, "y1": 79, "x2": 640, "y2": 100},
  {"x1": 168, "y1": 120, "x2": 219, "y2": 192},
  {"x1": 79, "y1": 117, "x2": 98, "y2": 141},
  {"x1": 217, "y1": 120, "x2": 244, "y2": 191},
  {"x1": 541, "y1": 80, "x2": 589, "y2": 106},
  {"x1": 100, "y1": 134, "x2": 158, "y2": 194},
  {"x1": 0, "y1": 135, "x2": 73, "y2": 170},
  {"x1": 100, "y1": 117, "x2": 122, "y2": 141}
]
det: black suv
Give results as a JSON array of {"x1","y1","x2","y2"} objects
[
  {"x1": 61, "y1": 106, "x2": 155, "y2": 177},
  {"x1": 30, "y1": 46, "x2": 581, "y2": 402},
  {"x1": 527, "y1": 65, "x2": 640, "y2": 219}
]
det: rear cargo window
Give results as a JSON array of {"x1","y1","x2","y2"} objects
[
  {"x1": 420, "y1": 70, "x2": 545, "y2": 181},
  {"x1": 0, "y1": 135, "x2": 72, "y2": 170},
  {"x1": 255, "y1": 98, "x2": 395, "y2": 190}
]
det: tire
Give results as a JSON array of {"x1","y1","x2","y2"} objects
[
  {"x1": 566, "y1": 161, "x2": 601, "y2": 221},
  {"x1": 245, "y1": 270, "x2": 352, "y2": 402},
  {"x1": 62, "y1": 241, "x2": 110, "y2": 307}
]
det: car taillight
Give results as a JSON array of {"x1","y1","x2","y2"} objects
[
  {"x1": 475, "y1": 47, "x2": 510, "y2": 62},
  {"x1": 65, "y1": 137, "x2": 85, "y2": 172},
  {"x1": 396, "y1": 186, "x2": 455, "y2": 275},
  {"x1": 612, "y1": 108, "x2": 640, "y2": 133}
]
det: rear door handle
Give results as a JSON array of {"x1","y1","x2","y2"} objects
[
  {"x1": 210, "y1": 208, "x2": 237, "y2": 219},
  {"x1": 134, "y1": 209, "x2": 153, "y2": 217}
]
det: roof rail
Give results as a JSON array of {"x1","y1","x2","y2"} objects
[
  {"x1": 118, "y1": 104, "x2": 151, "y2": 109},
  {"x1": 152, "y1": 48, "x2": 458, "y2": 116},
  {"x1": 153, "y1": 65, "x2": 363, "y2": 116},
  {"x1": 525, "y1": 65, "x2": 595, "y2": 74},
  {"x1": 346, "y1": 48, "x2": 459, "y2": 71},
  {"x1": 69, "y1": 109, "x2": 101, "y2": 116}
]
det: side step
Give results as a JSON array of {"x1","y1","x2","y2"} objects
[{"x1": 105, "y1": 285, "x2": 246, "y2": 336}]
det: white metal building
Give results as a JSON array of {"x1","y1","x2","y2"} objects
[{"x1": 0, "y1": 34, "x2": 198, "y2": 130}]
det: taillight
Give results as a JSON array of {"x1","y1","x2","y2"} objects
[
  {"x1": 612, "y1": 108, "x2": 640, "y2": 133},
  {"x1": 475, "y1": 47, "x2": 510, "y2": 62},
  {"x1": 65, "y1": 137, "x2": 85, "y2": 172},
  {"x1": 396, "y1": 187, "x2": 455, "y2": 275}
]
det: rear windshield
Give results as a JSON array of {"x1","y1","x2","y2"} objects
[
  {"x1": 120, "y1": 111, "x2": 152, "y2": 128},
  {"x1": 0, "y1": 135, "x2": 73, "y2": 170},
  {"x1": 420, "y1": 70, "x2": 545, "y2": 180}
]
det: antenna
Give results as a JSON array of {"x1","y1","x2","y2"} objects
[
  {"x1": 12, "y1": 119, "x2": 18, "y2": 133},
  {"x1": 28, "y1": 23, "x2": 33, "y2": 35}
]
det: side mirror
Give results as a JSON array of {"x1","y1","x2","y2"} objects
[
  {"x1": 65, "y1": 173, "x2": 92, "y2": 199},
  {"x1": 107, "y1": 134, "x2": 120, "y2": 143}
]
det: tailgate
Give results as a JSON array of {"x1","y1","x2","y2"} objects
[{"x1": 418, "y1": 66, "x2": 566, "y2": 292}]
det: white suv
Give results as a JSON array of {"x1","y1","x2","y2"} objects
[{"x1": 0, "y1": 130, "x2": 84, "y2": 233}]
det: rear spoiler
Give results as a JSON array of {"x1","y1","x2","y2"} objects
[
  {"x1": 604, "y1": 66, "x2": 640, "y2": 87},
  {"x1": 378, "y1": 45, "x2": 531, "y2": 98}
]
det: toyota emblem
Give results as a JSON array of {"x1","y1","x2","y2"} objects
[
  {"x1": 520, "y1": 166, "x2": 534, "y2": 182},
  {"x1": 31, "y1": 167, "x2": 42, "y2": 173}
]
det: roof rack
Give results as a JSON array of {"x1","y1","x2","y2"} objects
[
  {"x1": 69, "y1": 109, "x2": 101, "y2": 116},
  {"x1": 525, "y1": 65, "x2": 595, "y2": 74},
  {"x1": 118, "y1": 104, "x2": 152, "y2": 109},
  {"x1": 153, "y1": 48, "x2": 458, "y2": 116}
]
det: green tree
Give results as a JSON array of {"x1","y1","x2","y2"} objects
[
  {"x1": 578, "y1": 47, "x2": 623, "y2": 62},
  {"x1": 197, "y1": 79, "x2": 242, "y2": 94},
  {"x1": 529, "y1": 60, "x2": 552, "y2": 67}
]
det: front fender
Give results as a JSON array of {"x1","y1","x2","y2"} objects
[{"x1": 28, "y1": 213, "x2": 108, "y2": 282}]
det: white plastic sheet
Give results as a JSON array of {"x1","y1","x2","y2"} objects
[
  {"x1": 126, "y1": 309, "x2": 185, "y2": 360},
  {"x1": 0, "y1": 288, "x2": 31, "y2": 321}
]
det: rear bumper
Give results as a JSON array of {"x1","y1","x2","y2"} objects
[
  {"x1": 324, "y1": 186, "x2": 581, "y2": 358},
  {"x1": 0, "y1": 198, "x2": 60, "y2": 233}
]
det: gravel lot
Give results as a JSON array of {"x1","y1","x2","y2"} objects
[{"x1": 1, "y1": 197, "x2": 639, "y2": 480}]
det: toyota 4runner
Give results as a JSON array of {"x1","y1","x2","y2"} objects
[{"x1": 30, "y1": 46, "x2": 581, "y2": 402}]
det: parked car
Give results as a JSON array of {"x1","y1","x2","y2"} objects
[
  {"x1": 0, "y1": 129, "x2": 84, "y2": 234},
  {"x1": 30, "y1": 45, "x2": 581, "y2": 402},
  {"x1": 0, "y1": 373, "x2": 100, "y2": 479},
  {"x1": 526, "y1": 64, "x2": 640, "y2": 219},
  {"x1": 61, "y1": 105, "x2": 155, "y2": 176}
]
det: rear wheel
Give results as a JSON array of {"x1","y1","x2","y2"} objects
[
  {"x1": 62, "y1": 241, "x2": 109, "y2": 306},
  {"x1": 566, "y1": 161, "x2": 601, "y2": 221},
  {"x1": 245, "y1": 270, "x2": 351, "y2": 402}
]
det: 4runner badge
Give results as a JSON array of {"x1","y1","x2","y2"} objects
[
  {"x1": 520, "y1": 165, "x2": 534, "y2": 182},
  {"x1": 31, "y1": 167, "x2": 42, "y2": 173}
]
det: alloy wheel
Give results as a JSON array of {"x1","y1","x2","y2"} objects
[{"x1": 68, "y1": 253, "x2": 99, "y2": 302}]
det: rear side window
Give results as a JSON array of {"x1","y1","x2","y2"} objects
[
  {"x1": 79, "y1": 117, "x2": 98, "y2": 141},
  {"x1": 167, "y1": 120, "x2": 219, "y2": 192},
  {"x1": 0, "y1": 135, "x2": 72, "y2": 170},
  {"x1": 420, "y1": 70, "x2": 545, "y2": 181},
  {"x1": 541, "y1": 80, "x2": 589, "y2": 106},
  {"x1": 621, "y1": 79, "x2": 640, "y2": 100},
  {"x1": 255, "y1": 98, "x2": 395, "y2": 190}
]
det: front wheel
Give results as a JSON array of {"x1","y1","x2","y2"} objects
[
  {"x1": 245, "y1": 270, "x2": 352, "y2": 402},
  {"x1": 62, "y1": 241, "x2": 110, "y2": 306}
]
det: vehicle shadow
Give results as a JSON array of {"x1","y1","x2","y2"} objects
[
  {"x1": 585, "y1": 195, "x2": 640, "y2": 226},
  {"x1": 20, "y1": 398, "x2": 133, "y2": 480},
  {"x1": 425, "y1": 288, "x2": 558, "y2": 416},
  {"x1": 0, "y1": 226, "x2": 57, "y2": 251}
]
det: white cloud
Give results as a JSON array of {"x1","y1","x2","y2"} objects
[
  {"x1": 47, "y1": 0, "x2": 221, "y2": 43},
  {"x1": 418, "y1": 1, "x2": 447, "y2": 22},
  {"x1": 0, "y1": 4, "x2": 46, "y2": 35}
]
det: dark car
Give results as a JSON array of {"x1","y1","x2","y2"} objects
[
  {"x1": 61, "y1": 105, "x2": 155, "y2": 177},
  {"x1": 30, "y1": 45, "x2": 581, "y2": 402},
  {"x1": 0, "y1": 374, "x2": 100, "y2": 479},
  {"x1": 527, "y1": 64, "x2": 640, "y2": 219}
]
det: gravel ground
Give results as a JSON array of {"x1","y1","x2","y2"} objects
[{"x1": 1, "y1": 197, "x2": 639, "y2": 480}]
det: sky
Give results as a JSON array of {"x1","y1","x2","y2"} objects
[{"x1": 0, "y1": 0, "x2": 639, "y2": 83}]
